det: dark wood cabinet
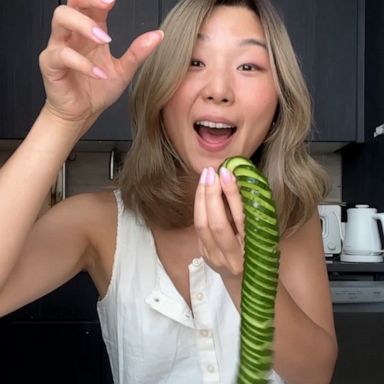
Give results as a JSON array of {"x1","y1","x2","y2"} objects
[
  {"x1": 273, "y1": 0, "x2": 364, "y2": 142},
  {"x1": 331, "y1": 312, "x2": 384, "y2": 384},
  {"x1": 0, "y1": 0, "x2": 367, "y2": 143},
  {"x1": 0, "y1": 322, "x2": 113, "y2": 384},
  {"x1": 0, "y1": 0, "x2": 58, "y2": 139},
  {"x1": 0, "y1": 273, "x2": 113, "y2": 383},
  {"x1": 342, "y1": 0, "x2": 384, "y2": 210}
]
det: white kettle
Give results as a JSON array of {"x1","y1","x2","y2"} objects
[{"x1": 341, "y1": 205, "x2": 384, "y2": 262}]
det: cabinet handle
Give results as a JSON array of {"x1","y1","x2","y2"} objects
[
  {"x1": 51, "y1": 162, "x2": 66, "y2": 205},
  {"x1": 109, "y1": 148, "x2": 123, "y2": 181}
]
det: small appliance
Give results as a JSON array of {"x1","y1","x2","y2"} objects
[
  {"x1": 340, "y1": 204, "x2": 384, "y2": 263},
  {"x1": 318, "y1": 204, "x2": 342, "y2": 257}
]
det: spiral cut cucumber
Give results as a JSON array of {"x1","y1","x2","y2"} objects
[{"x1": 220, "y1": 156, "x2": 280, "y2": 384}]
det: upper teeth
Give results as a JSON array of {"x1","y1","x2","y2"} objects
[{"x1": 196, "y1": 120, "x2": 234, "y2": 129}]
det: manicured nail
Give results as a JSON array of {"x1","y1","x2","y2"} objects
[
  {"x1": 92, "y1": 66, "x2": 108, "y2": 80},
  {"x1": 92, "y1": 26, "x2": 112, "y2": 43},
  {"x1": 220, "y1": 167, "x2": 235, "y2": 184},
  {"x1": 206, "y1": 167, "x2": 216, "y2": 185},
  {"x1": 199, "y1": 168, "x2": 208, "y2": 185},
  {"x1": 101, "y1": 0, "x2": 114, "y2": 4}
]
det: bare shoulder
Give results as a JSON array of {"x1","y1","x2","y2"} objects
[
  {"x1": 63, "y1": 191, "x2": 119, "y2": 296},
  {"x1": 39, "y1": 190, "x2": 119, "y2": 294},
  {"x1": 53, "y1": 190, "x2": 117, "y2": 231},
  {"x1": 56, "y1": 190, "x2": 118, "y2": 253}
]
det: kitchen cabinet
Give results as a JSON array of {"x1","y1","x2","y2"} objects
[
  {"x1": 273, "y1": 0, "x2": 364, "y2": 142},
  {"x1": 363, "y1": 0, "x2": 384, "y2": 139},
  {"x1": 0, "y1": 0, "x2": 365, "y2": 143},
  {"x1": 342, "y1": 0, "x2": 384, "y2": 210},
  {"x1": 331, "y1": 312, "x2": 384, "y2": 384},
  {"x1": 0, "y1": 322, "x2": 112, "y2": 384},
  {"x1": 0, "y1": 0, "x2": 58, "y2": 139},
  {"x1": 0, "y1": 273, "x2": 114, "y2": 383}
]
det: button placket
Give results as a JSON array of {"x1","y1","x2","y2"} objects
[{"x1": 189, "y1": 259, "x2": 220, "y2": 383}]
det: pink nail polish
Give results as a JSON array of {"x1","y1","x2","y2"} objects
[
  {"x1": 101, "y1": 0, "x2": 114, "y2": 4},
  {"x1": 220, "y1": 167, "x2": 233, "y2": 184},
  {"x1": 199, "y1": 168, "x2": 208, "y2": 185},
  {"x1": 92, "y1": 67, "x2": 108, "y2": 79},
  {"x1": 206, "y1": 167, "x2": 216, "y2": 185},
  {"x1": 92, "y1": 26, "x2": 112, "y2": 43}
]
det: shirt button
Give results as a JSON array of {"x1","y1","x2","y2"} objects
[
  {"x1": 207, "y1": 364, "x2": 216, "y2": 373},
  {"x1": 196, "y1": 292, "x2": 204, "y2": 301},
  {"x1": 200, "y1": 330, "x2": 210, "y2": 337},
  {"x1": 192, "y1": 258, "x2": 201, "y2": 266}
]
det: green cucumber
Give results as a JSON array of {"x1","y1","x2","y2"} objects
[{"x1": 219, "y1": 156, "x2": 280, "y2": 384}]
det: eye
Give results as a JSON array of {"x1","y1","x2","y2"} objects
[
  {"x1": 189, "y1": 59, "x2": 205, "y2": 68},
  {"x1": 237, "y1": 63, "x2": 263, "y2": 72}
]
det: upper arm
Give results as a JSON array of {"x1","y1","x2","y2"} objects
[
  {"x1": 278, "y1": 210, "x2": 336, "y2": 340},
  {"x1": 0, "y1": 193, "x2": 111, "y2": 317}
]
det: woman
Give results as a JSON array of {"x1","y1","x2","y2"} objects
[{"x1": 0, "y1": 0, "x2": 337, "y2": 383}]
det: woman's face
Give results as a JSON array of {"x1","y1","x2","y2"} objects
[{"x1": 162, "y1": 5, "x2": 278, "y2": 174}]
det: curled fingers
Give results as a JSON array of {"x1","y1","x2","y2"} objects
[
  {"x1": 194, "y1": 167, "x2": 244, "y2": 275},
  {"x1": 40, "y1": 46, "x2": 108, "y2": 80}
]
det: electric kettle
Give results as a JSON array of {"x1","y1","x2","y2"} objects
[{"x1": 341, "y1": 205, "x2": 384, "y2": 262}]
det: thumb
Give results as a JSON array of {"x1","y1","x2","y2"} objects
[{"x1": 119, "y1": 30, "x2": 164, "y2": 82}]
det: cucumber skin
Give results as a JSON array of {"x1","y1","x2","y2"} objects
[{"x1": 219, "y1": 156, "x2": 280, "y2": 384}]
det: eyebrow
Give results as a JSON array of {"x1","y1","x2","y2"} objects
[
  {"x1": 197, "y1": 33, "x2": 267, "y2": 50},
  {"x1": 239, "y1": 38, "x2": 267, "y2": 49}
]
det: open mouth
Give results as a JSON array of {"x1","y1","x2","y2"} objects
[{"x1": 194, "y1": 120, "x2": 237, "y2": 144}]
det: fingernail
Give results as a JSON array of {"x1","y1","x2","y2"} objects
[
  {"x1": 101, "y1": 0, "x2": 114, "y2": 4},
  {"x1": 220, "y1": 167, "x2": 233, "y2": 184},
  {"x1": 92, "y1": 26, "x2": 112, "y2": 43},
  {"x1": 143, "y1": 30, "x2": 164, "y2": 47},
  {"x1": 206, "y1": 167, "x2": 216, "y2": 185},
  {"x1": 92, "y1": 66, "x2": 108, "y2": 79},
  {"x1": 199, "y1": 168, "x2": 208, "y2": 185}
]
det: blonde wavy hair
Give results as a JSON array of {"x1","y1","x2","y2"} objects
[{"x1": 119, "y1": 0, "x2": 329, "y2": 235}]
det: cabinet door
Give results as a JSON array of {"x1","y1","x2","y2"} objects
[
  {"x1": 365, "y1": 0, "x2": 384, "y2": 138},
  {"x1": 0, "y1": 322, "x2": 112, "y2": 384},
  {"x1": 332, "y1": 312, "x2": 384, "y2": 384},
  {"x1": 77, "y1": 0, "x2": 160, "y2": 141},
  {"x1": 273, "y1": 0, "x2": 361, "y2": 142},
  {"x1": 0, "y1": 1, "x2": 58, "y2": 139}
]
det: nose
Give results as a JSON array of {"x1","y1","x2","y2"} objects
[{"x1": 201, "y1": 70, "x2": 234, "y2": 105}]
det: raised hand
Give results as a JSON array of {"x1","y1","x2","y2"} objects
[{"x1": 39, "y1": 0, "x2": 163, "y2": 134}]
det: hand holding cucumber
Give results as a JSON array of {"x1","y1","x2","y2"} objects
[
  {"x1": 195, "y1": 157, "x2": 280, "y2": 384},
  {"x1": 194, "y1": 165, "x2": 245, "y2": 281}
]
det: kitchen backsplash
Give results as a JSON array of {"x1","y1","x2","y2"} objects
[
  {"x1": 0, "y1": 149, "x2": 342, "y2": 202},
  {"x1": 312, "y1": 152, "x2": 342, "y2": 202}
]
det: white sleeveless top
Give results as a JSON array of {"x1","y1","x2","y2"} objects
[{"x1": 97, "y1": 190, "x2": 284, "y2": 384}]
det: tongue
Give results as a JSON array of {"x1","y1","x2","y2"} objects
[{"x1": 198, "y1": 126, "x2": 232, "y2": 144}]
